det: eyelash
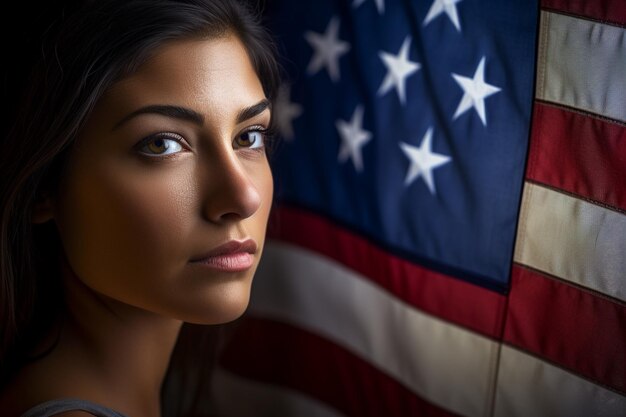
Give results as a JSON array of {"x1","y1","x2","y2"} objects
[
  {"x1": 235, "y1": 125, "x2": 272, "y2": 152},
  {"x1": 134, "y1": 132, "x2": 188, "y2": 160},
  {"x1": 134, "y1": 125, "x2": 274, "y2": 160}
]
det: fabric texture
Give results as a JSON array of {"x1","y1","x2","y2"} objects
[
  {"x1": 212, "y1": 0, "x2": 626, "y2": 416},
  {"x1": 20, "y1": 398, "x2": 128, "y2": 417}
]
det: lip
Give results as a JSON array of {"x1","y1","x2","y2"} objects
[{"x1": 189, "y1": 239, "x2": 257, "y2": 272}]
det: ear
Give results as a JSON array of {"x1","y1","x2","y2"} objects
[{"x1": 32, "y1": 196, "x2": 55, "y2": 224}]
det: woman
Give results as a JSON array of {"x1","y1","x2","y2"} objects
[{"x1": 0, "y1": 0, "x2": 280, "y2": 416}]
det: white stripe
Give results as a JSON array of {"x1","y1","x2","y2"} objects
[
  {"x1": 536, "y1": 11, "x2": 626, "y2": 122},
  {"x1": 213, "y1": 368, "x2": 346, "y2": 417},
  {"x1": 494, "y1": 345, "x2": 626, "y2": 417},
  {"x1": 247, "y1": 242, "x2": 499, "y2": 417},
  {"x1": 514, "y1": 182, "x2": 626, "y2": 302}
]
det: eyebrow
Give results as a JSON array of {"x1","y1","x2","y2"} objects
[
  {"x1": 112, "y1": 99, "x2": 271, "y2": 131},
  {"x1": 236, "y1": 99, "x2": 271, "y2": 124},
  {"x1": 112, "y1": 105, "x2": 203, "y2": 130}
]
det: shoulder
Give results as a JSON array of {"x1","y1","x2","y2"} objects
[
  {"x1": 0, "y1": 373, "x2": 109, "y2": 417},
  {"x1": 0, "y1": 355, "x2": 103, "y2": 416},
  {"x1": 18, "y1": 398, "x2": 125, "y2": 417},
  {"x1": 1, "y1": 356, "x2": 126, "y2": 417}
]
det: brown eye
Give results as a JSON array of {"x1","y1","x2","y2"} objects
[
  {"x1": 139, "y1": 134, "x2": 184, "y2": 156},
  {"x1": 234, "y1": 130, "x2": 264, "y2": 149}
]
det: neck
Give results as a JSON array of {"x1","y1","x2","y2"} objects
[{"x1": 54, "y1": 262, "x2": 182, "y2": 417}]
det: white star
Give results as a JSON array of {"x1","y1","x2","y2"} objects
[
  {"x1": 399, "y1": 127, "x2": 451, "y2": 194},
  {"x1": 336, "y1": 105, "x2": 372, "y2": 172},
  {"x1": 353, "y1": 0, "x2": 385, "y2": 14},
  {"x1": 378, "y1": 36, "x2": 421, "y2": 105},
  {"x1": 451, "y1": 56, "x2": 501, "y2": 125},
  {"x1": 305, "y1": 17, "x2": 351, "y2": 82},
  {"x1": 274, "y1": 84, "x2": 303, "y2": 141},
  {"x1": 423, "y1": 0, "x2": 463, "y2": 32}
]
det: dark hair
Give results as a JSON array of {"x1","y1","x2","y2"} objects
[{"x1": 0, "y1": 0, "x2": 279, "y2": 402}]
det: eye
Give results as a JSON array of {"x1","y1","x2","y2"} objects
[
  {"x1": 138, "y1": 133, "x2": 185, "y2": 156},
  {"x1": 234, "y1": 129, "x2": 265, "y2": 150}
]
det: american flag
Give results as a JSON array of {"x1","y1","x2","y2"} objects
[{"x1": 213, "y1": 0, "x2": 626, "y2": 415}]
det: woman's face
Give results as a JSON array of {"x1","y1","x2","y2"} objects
[{"x1": 52, "y1": 35, "x2": 273, "y2": 324}]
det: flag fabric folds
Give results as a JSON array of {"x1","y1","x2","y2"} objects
[{"x1": 213, "y1": 0, "x2": 626, "y2": 416}]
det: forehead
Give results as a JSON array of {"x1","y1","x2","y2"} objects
[{"x1": 98, "y1": 34, "x2": 265, "y2": 120}]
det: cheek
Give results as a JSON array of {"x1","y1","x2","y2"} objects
[
  {"x1": 55, "y1": 158, "x2": 196, "y2": 303},
  {"x1": 54, "y1": 151, "x2": 273, "y2": 323},
  {"x1": 250, "y1": 160, "x2": 274, "y2": 240}
]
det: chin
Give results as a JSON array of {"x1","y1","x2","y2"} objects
[
  {"x1": 204, "y1": 300, "x2": 250, "y2": 325},
  {"x1": 180, "y1": 282, "x2": 253, "y2": 325}
]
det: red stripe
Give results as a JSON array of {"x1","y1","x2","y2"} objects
[
  {"x1": 526, "y1": 103, "x2": 626, "y2": 212},
  {"x1": 220, "y1": 316, "x2": 460, "y2": 417},
  {"x1": 267, "y1": 206, "x2": 507, "y2": 339},
  {"x1": 541, "y1": 0, "x2": 626, "y2": 26},
  {"x1": 504, "y1": 265, "x2": 626, "y2": 394}
]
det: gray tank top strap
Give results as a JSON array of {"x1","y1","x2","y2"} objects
[{"x1": 20, "y1": 398, "x2": 129, "y2": 417}]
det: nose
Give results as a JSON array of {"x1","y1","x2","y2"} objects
[{"x1": 200, "y1": 150, "x2": 262, "y2": 224}]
